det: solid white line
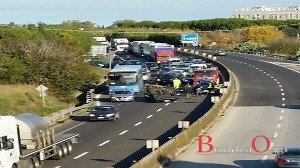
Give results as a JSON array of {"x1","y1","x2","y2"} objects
[
  {"x1": 134, "y1": 122, "x2": 142, "y2": 126},
  {"x1": 98, "y1": 140, "x2": 111, "y2": 146},
  {"x1": 156, "y1": 108, "x2": 162, "y2": 112},
  {"x1": 279, "y1": 116, "x2": 283, "y2": 120},
  {"x1": 58, "y1": 122, "x2": 86, "y2": 134},
  {"x1": 165, "y1": 103, "x2": 170, "y2": 106},
  {"x1": 73, "y1": 152, "x2": 88, "y2": 159},
  {"x1": 146, "y1": 115, "x2": 153, "y2": 119},
  {"x1": 273, "y1": 132, "x2": 278, "y2": 138},
  {"x1": 262, "y1": 155, "x2": 268, "y2": 160},
  {"x1": 277, "y1": 123, "x2": 281, "y2": 128},
  {"x1": 119, "y1": 130, "x2": 128, "y2": 135}
]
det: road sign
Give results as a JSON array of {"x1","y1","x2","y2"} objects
[
  {"x1": 180, "y1": 33, "x2": 199, "y2": 46},
  {"x1": 36, "y1": 85, "x2": 48, "y2": 93}
]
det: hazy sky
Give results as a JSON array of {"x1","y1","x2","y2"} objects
[{"x1": 0, "y1": 0, "x2": 299, "y2": 26}]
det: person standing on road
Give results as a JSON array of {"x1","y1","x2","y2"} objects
[
  {"x1": 173, "y1": 77, "x2": 181, "y2": 89},
  {"x1": 184, "y1": 83, "x2": 193, "y2": 99}
]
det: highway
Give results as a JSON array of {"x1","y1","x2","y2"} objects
[
  {"x1": 170, "y1": 51, "x2": 300, "y2": 167},
  {"x1": 43, "y1": 54, "x2": 212, "y2": 168}
]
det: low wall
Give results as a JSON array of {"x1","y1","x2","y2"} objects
[{"x1": 130, "y1": 48, "x2": 236, "y2": 168}]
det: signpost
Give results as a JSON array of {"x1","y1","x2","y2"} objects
[
  {"x1": 108, "y1": 50, "x2": 116, "y2": 70},
  {"x1": 180, "y1": 33, "x2": 199, "y2": 46},
  {"x1": 36, "y1": 85, "x2": 48, "y2": 107}
]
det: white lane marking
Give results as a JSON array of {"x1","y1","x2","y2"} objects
[
  {"x1": 263, "y1": 71, "x2": 266, "y2": 73},
  {"x1": 277, "y1": 123, "x2": 281, "y2": 128},
  {"x1": 270, "y1": 76, "x2": 274, "y2": 78},
  {"x1": 73, "y1": 152, "x2": 88, "y2": 159},
  {"x1": 281, "y1": 109, "x2": 285, "y2": 113},
  {"x1": 280, "y1": 89, "x2": 284, "y2": 91},
  {"x1": 270, "y1": 143, "x2": 274, "y2": 148},
  {"x1": 165, "y1": 103, "x2": 170, "y2": 106},
  {"x1": 119, "y1": 130, "x2": 128, "y2": 135},
  {"x1": 256, "y1": 67, "x2": 259, "y2": 70},
  {"x1": 156, "y1": 108, "x2": 162, "y2": 112},
  {"x1": 277, "y1": 82, "x2": 280, "y2": 84},
  {"x1": 134, "y1": 122, "x2": 142, "y2": 126},
  {"x1": 281, "y1": 93, "x2": 285, "y2": 96},
  {"x1": 118, "y1": 103, "x2": 123, "y2": 106},
  {"x1": 274, "y1": 79, "x2": 277, "y2": 81},
  {"x1": 282, "y1": 98, "x2": 285, "y2": 101},
  {"x1": 58, "y1": 122, "x2": 86, "y2": 134},
  {"x1": 262, "y1": 155, "x2": 268, "y2": 160},
  {"x1": 54, "y1": 166, "x2": 61, "y2": 168},
  {"x1": 98, "y1": 140, "x2": 111, "y2": 146},
  {"x1": 279, "y1": 85, "x2": 282, "y2": 87},
  {"x1": 273, "y1": 132, "x2": 278, "y2": 138},
  {"x1": 259, "y1": 69, "x2": 263, "y2": 72},
  {"x1": 267, "y1": 73, "x2": 270, "y2": 76},
  {"x1": 282, "y1": 104, "x2": 286, "y2": 107},
  {"x1": 279, "y1": 116, "x2": 283, "y2": 120},
  {"x1": 146, "y1": 115, "x2": 153, "y2": 119}
]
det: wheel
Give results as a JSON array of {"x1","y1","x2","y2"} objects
[
  {"x1": 60, "y1": 144, "x2": 68, "y2": 157},
  {"x1": 52, "y1": 146, "x2": 64, "y2": 160},
  {"x1": 65, "y1": 141, "x2": 73, "y2": 155},
  {"x1": 31, "y1": 157, "x2": 41, "y2": 168}
]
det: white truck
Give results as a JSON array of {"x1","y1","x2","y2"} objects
[
  {"x1": 110, "y1": 38, "x2": 129, "y2": 53},
  {"x1": 0, "y1": 113, "x2": 79, "y2": 168},
  {"x1": 132, "y1": 41, "x2": 154, "y2": 57}
]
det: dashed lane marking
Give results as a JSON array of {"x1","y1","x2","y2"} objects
[
  {"x1": 118, "y1": 130, "x2": 128, "y2": 135},
  {"x1": 277, "y1": 123, "x2": 281, "y2": 128},
  {"x1": 156, "y1": 108, "x2": 162, "y2": 112},
  {"x1": 273, "y1": 132, "x2": 278, "y2": 138},
  {"x1": 134, "y1": 122, "x2": 142, "y2": 126},
  {"x1": 146, "y1": 115, "x2": 153, "y2": 119},
  {"x1": 73, "y1": 152, "x2": 88, "y2": 159},
  {"x1": 98, "y1": 140, "x2": 111, "y2": 146}
]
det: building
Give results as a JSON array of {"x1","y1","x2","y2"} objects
[{"x1": 231, "y1": 5, "x2": 300, "y2": 20}]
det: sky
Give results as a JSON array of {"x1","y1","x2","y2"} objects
[{"x1": 0, "y1": 0, "x2": 299, "y2": 27}]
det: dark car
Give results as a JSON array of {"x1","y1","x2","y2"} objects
[
  {"x1": 89, "y1": 60, "x2": 109, "y2": 68},
  {"x1": 156, "y1": 71, "x2": 183, "y2": 86},
  {"x1": 274, "y1": 147, "x2": 300, "y2": 168},
  {"x1": 89, "y1": 105, "x2": 120, "y2": 121},
  {"x1": 144, "y1": 62, "x2": 159, "y2": 70},
  {"x1": 126, "y1": 60, "x2": 142, "y2": 65}
]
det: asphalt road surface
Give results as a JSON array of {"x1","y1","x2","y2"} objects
[{"x1": 170, "y1": 50, "x2": 300, "y2": 167}]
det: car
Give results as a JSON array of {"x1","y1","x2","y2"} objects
[
  {"x1": 274, "y1": 147, "x2": 300, "y2": 168},
  {"x1": 126, "y1": 60, "x2": 142, "y2": 65},
  {"x1": 110, "y1": 89, "x2": 135, "y2": 102},
  {"x1": 156, "y1": 71, "x2": 183, "y2": 86},
  {"x1": 214, "y1": 50, "x2": 227, "y2": 56},
  {"x1": 142, "y1": 71, "x2": 150, "y2": 82},
  {"x1": 89, "y1": 60, "x2": 109, "y2": 68},
  {"x1": 144, "y1": 62, "x2": 159, "y2": 70},
  {"x1": 89, "y1": 105, "x2": 120, "y2": 121}
]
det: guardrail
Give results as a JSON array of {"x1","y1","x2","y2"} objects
[{"x1": 130, "y1": 48, "x2": 236, "y2": 168}]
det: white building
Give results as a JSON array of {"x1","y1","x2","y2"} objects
[{"x1": 231, "y1": 5, "x2": 300, "y2": 20}]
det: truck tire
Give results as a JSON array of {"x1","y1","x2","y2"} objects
[
  {"x1": 52, "y1": 146, "x2": 64, "y2": 160},
  {"x1": 31, "y1": 157, "x2": 41, "y2": 168},
  {"x1": 66, "y1": 141, "x2": 73, "y2": 155},
  {"x1": 61, "y1": 144, "x2": 68, "y2": 157}
]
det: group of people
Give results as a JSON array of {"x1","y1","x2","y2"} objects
[{"x1": 172, "y1": 78, "x2": 193, "y2": 99}]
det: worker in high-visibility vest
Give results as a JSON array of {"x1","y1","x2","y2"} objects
[{"x1": 172, "y1": 78, "x2": 181, "y2": 89}]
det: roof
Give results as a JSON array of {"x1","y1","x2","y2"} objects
[{"x1": 109, "y1": 65, "x2": 142, "y2": 73}]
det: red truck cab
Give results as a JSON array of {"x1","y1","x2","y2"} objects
[{"x1": 193, "y1": 67, "x2": 219, "y2": 83}]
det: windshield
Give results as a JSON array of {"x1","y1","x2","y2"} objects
[
  {"x1": 108, "y1": 73, "x2": 138, "y2": 85},
  {"x1": 92, "y1": 106, "x2": 114, "y2": 113},
  {"x1": 194, "y1": 70, "x2": 216, "y2": 77}
]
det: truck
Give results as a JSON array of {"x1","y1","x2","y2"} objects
[
  {"x1": 149, "y1": 43, "x2": 175, "y2": 63},
  {"x1": 193, "y1": 67, "x2": 220, "y2": 84},
  {"x1": 0, "y1": 113, "x2": 79, "y2": 168},
  {"x1": 132, "y1": 41, "x2": 154, "y2": 57},
  {"x1": 110, "y1": 38, "x2": 129, "y2": 53}
]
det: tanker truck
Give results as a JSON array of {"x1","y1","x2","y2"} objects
[{"x1": 0, "y1": 113, "x2": 80, "y2": 168}]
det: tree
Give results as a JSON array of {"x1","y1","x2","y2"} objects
[{"x1": 243, "y1": 26, "x2": 284, "y2": 43}]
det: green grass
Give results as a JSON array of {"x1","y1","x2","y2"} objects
[{"x1": 0, "y1": 84, "x2": 72, "y2": 116}]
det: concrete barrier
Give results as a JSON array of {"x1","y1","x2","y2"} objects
[{"x1": 130, "y1": 50, "x2": 236, "y2": 168}]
